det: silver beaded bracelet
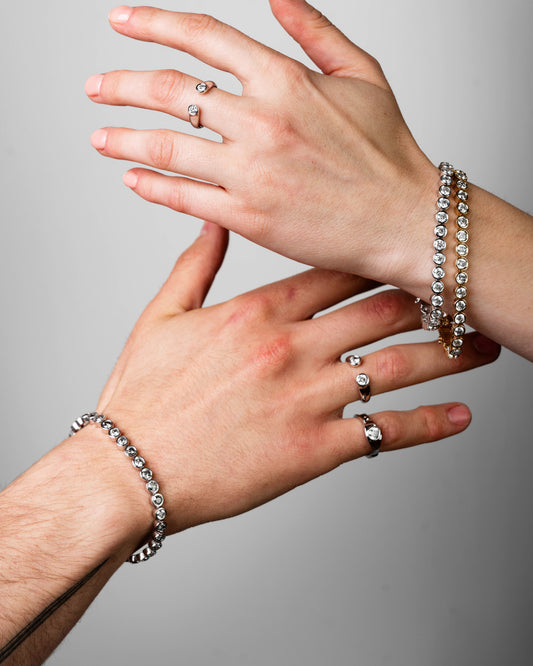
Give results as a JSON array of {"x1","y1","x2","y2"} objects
[{"x1": 69, "y1": 412, "x2": 167, "y2": 564}]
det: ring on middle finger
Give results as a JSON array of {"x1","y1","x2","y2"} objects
[{"x1": 188, "y1": 80, "x2": 217, "y2": 129}]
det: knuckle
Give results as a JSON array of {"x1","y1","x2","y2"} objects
[
  {"x1": 364, "y1": 290, "x2": 403, "y2": 327},
  {"x1": 151, "y1": 69, "x2": 184, "y2": 107},
  {"x1": 375, "y1": 346, "x2": 410, "y2": 385},
  {"x1": 379, "y1": 413, "x2": 401, "y2": 446},
  {"x1": 418, "y1": 405, "x2": 443, "y2": 442},
  {"x1": 166, "y1": 183, "x2": 188, "y2": 212},
  {"x1": 181, "y1": 13, "x2": 219, "y2": 42},
  {"x1": 252, "y1": 108, "x2": 297, "y2": 146},
  {"x1": 148, "y1": 130, "x2": 177, "y2": 171},
  {"x1": 230, "y1": 292, "x2": 274, "y2": 324},
  {"x1": 251, "y1": 333, "x2": 294, "y2": 375}
]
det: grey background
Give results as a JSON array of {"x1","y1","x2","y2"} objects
[{"x1": 1, "y1": 0, "x2": 532, "y2": 664}]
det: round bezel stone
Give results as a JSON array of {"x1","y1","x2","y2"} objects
[
  {"x1": 456, "y1": 244, "x2": 469, "y2": 257},
  {"x1": 432, "y1": 280, "x2": 444, "y2": 294},
  {"x1": 155, "y1": 521, "x2": 167, "y2": 532},
  {"x1": 439, "y1": 185, "x2": 451, "y2": 197},
  {"x1": 94, "y1": 414, "x2": 104, "y2": 423},
  {"x1": 432, "y1": 266, "x2": 445, "y2": 279},
  {"x1": 453, "y1": 325, "x2": 466, "y2": 336},
  {"x1": 433, "y1": 252, "x2": 446, "y2": 265},
  {"x1": 150, "y1": 540, "x2": 162, "y2": 551},
  {"x1": 456, "y1": 179, "x2": 467, "y2": 190},
  {"x1": 454, "y1": 313, "x2": 466, "y2": 324},
  {"x1": 457, "y1": 216, "x2": 469, "y2": 228},
  {"x1": 457, "y1": 189, "x2": 468, "y2": 201},
  {"x1": 431, "y1": 294, "x2": 444, "y2": 307},
  {"x1": 456, "y1": 257, "x2": 468, "y2": 270},
  {"x1": 116, "y1": 436, "x2": 129, "y2": 447},
  {"x1": 347, "y1": 354, "x2": 362, "y2": 367},
  {"x1": 366, "y1": 425, "x2": 382, "y2": 442},
  {"x1": 455, "y1": 299, "x2": 467, "y2": 312},
  {"x1": 455, "y1": 286, "x2": 467, "y2": 299},
  {"x1": 435, "y1": 211, "x2": 449, "y2": 224},
  {"x1": 435, "y1": 225, "x2": 448, "y2": 238},
  {"x1": 457, "y1": 202, "x2": 469, "y2": 214},
  {"x1": 147, "y1": 480, "x2": 159, "y2": 494},
  {"x1": 440, "y1": 174, "x2": 452, "y2": 186},
  {"x1": 101, "y1": 419, "x2": 113, "y2": 430},
  {"x1": 125, "y1": 445, "x2": 137, "y2": 458},
  {"x1": 187, "y1": 104, "x2": 199, "y2": 115},
  {"x1": 455, "y1": 170, "x2": 467, "y2": 181},
  {"x1": 133, "y1": 456, "x2": 146, "y2": 469},
  {"x1": 452, "y1": 338, "x2": 464, "y2": 348},
  {"x1": 153, "y1": 531, "x2": 166, "y2": 542},
  {"x1": 151, "y1": 493, "x2": 164, "y2": 508},
  {"x1": 439, "y1": 161, "x2": 453, "y2": 170},
  {"x1": 195, "y1": 82, "x2": 208, "y2": 93},
  {"x1": 433, "y1": 238, "x2": 446, "y2": 251},
  {"x1": 356, "y1": 373, "x2": 369, "y2": 387},
  {"x1": 109, "y1": 427, "x2": 120, "y2": 438},
  {"x1": 456, "y1": 272, "x2": 468, "y2": 284},
  {"x1": 456, "y1": 230, "x2": 469, "y2": 242},
  {"x1": 437, "y1": 197, "x2": 450, "y2": 210},
  {"x1": 155, "y1": 508, "x2": 167, "y2": 521},
  {"x1": 140, "y1": 467, "x2": 153, "y2": 481}
]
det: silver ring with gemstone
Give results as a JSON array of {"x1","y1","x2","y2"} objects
[
  {"x1": 346, "y1": 354, "x2": 362, "y2": 367},
  {"x1": 355, "y1": 372, "x2": 371, "y2": 403},
  {"x1": 188, "y1": 81, "x2": 217, "y2": 129},
  {"x1": 355, "y1": 413, "x2": 382, "y2": 459}
]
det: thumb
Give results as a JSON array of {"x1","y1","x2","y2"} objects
[
  {"x1": 154, "y1": 222, "x2": 229, "y2": 316},
  {"x1": 269, "y1": 0, "x2": 388, "y2": 86}
]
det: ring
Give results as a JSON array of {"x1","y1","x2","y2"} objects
[
  {"x1": 355, "y1": 413, "x2": 382, "y2": 459},
  {"x1": 355, "y1": 372, "x2": 371, "y2": 402},
  {"x1": 188, "y1": 81, "x2": 217, "y2": 129}
]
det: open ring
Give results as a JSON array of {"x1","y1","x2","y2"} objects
[
  {"x1": 355, "y1": 372, "x2": 371, "y2": 402},
  {"x1": 188, "y1": 81, "x2": 218, "y2": 129},
  {"x1": 355, "y1": 413, "x2": 382, "y2": 459}
]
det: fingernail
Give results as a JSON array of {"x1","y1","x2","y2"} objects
[
  {"x1": 109, "y1": 6, "x2": 132, "y2": 23},
  {"x1": 123, "y1": 171, "x2": 138, "y2": 188},
  {"x1": 85, "y1": 74, "x2": 104, "y2": 97},
  {"x1": 447, "y1": 404, "x2": 471, "y2": 427},
  {"x1": 200, "y1": 221, "x2": 212, "y2": 235},
  {"x1": 90, "y1": 129, "x2": 108, "y2": 150},
  {"x1": 473, "y1": 334, "x2": 500, "y2": 356}
]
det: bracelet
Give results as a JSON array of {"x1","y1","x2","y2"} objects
[{"x1": 69, "y1": 412, "x2": 167, "y2": 564}]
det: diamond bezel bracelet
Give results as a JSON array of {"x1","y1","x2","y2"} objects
[{"x1": 69, "y1": 412, "x2": 167, "y2": 564}]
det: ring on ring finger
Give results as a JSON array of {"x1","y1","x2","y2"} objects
[{"x1": 355, "y1": 413, "x2": 382, "y2": 459}]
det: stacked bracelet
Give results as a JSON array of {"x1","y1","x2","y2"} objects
[{"x1": 69, "y1": 412, "x2": 167, "y2": 564}]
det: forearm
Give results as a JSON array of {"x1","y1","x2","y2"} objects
[
  {"x1": 394, "y1": 178, "x2": 533, "y2": 360},
  {"x1": 0, "y1": 432, "x2": 150, "y2": 664}
]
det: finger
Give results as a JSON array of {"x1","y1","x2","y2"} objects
[
  {"x1": 154, "y1": 222, "x2": 229, "y2": 315},
  {"x1": 85, "y1": 69, "x2": 241, "y2": 139},
  {"x1": 108, "y1": 6, "x2": 276, "y2": 85},
  {"x1": 308, "y1": 289, "x2": 420, "y2": 356},
  {"x1": 319, "y1": 333, "x2": 501, "y2": 411},
  {"x1": 123, "y1": 168, "x2": 233, "y2": 222},
  {"x1": 269, "y1": 0, "x2": 388, "y2": 86},
  {"x1": 90, "y1": 127, "x2": 225, "y2": 183},
  {"x1": 322, "y1": 402, "x2": 472, "y2": 467}
]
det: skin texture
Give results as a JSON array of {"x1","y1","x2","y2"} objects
[
  {"x1": 86, "y1": 1, "x2": 533, "y2": 359},
  {"x1": 0, "y1": 224, "x2": 500, "y2": 663}
]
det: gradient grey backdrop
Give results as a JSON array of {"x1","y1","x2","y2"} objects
[{"x1": 1, "y1": 0, "x2": 532, "y2": 664}]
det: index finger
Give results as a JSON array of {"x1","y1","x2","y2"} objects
[{"x1": 108, "y1": 6, "x2": 278, "y2": 85}]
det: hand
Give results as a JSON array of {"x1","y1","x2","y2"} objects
[
  {"x1": 91, "y1": 223, "x2": 499, "y2": 536},
  {"x1": 85, "y1": 1, "x2": 435, "y2": 288}
]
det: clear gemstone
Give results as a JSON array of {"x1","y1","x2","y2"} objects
[
  {"x1": 457, "y1": 189, "x2": 468, "y2": 201},
  {"x1": 433, "y1": 238, "x2": 446, "y2": 251},
  {"x1": 439, "y1": 185, "x2": 451, "y2": 197},
  {"x1": 457, "y1": 216, "x2": 469, "y2": 228},
  {"x1": 456, "y1": 244, "x2": 468, "y2": 257},
  {"x1": 431, "y1": 294, "x2": 444, "y2": 307},
  {"x1": 452, "y1": 338, "x2": 464, "y2": 348},
  {"x1": 455, "y1": 286, "x2": 467, "y2": 298},
  {"x1": 456, "y1": 272, "x2": 468, "y2": 284},
  {"x1": 153, "y1": 531, "x2": 166, "y2": 542},
  {"x1": 133, "y1": 456, "x2": 145, "y2": 469},
  {"x1": 457, "y1": 202, "x2": 469, "y2": 214},
  {"x1": 456, "y1": 179, "x2": 467, "y2": 190},
  {"x1": 456, "y1": 230, "x2": 468, "y2": 242},
  {"x1": 356, "y1": 373, "x2": 369, "y2": 387},
  {"x1": 147, "y1": 480, "x2": 159, "y2": 494},
  {"x1": 456, "y1": 257, "x2": 468, "y2": 270},
  {"x1": 432, "y1": 280, "x2": 444, "y2": 294},
  {"x1": 109, "y1": 427, "x2": 120, "y2": 438},
  {"x1": 433, "y1": 252, "x2": 446, "y2": 265},
  {"x1": 454, "y1": 313, "x2": 466, "y2": 324},
  {"x1": 140, "y1": 467, "x2": 153, "y2": 481},
  {"x1": 432, "y1": 266, "x2": 445, "y2": 279},
  {"x1": 431, "y1": 308, "x2": 443, "y2": 320},
  {"x1": 435, "y1": 225, "x2": 447, "y2": 238},
  {"x1": 346, "y1": 354, "x2": 362, "y2": 367},
  {"x1": 455, "y1": 299, "x2": 466, "y2": 312},
  {"x1": 155, "y1": 508, "x2": 167, "y2": 521},
  {"x1": 125, "y1": 445, "x2": 137, "y2": 458},
  {"x1": 454, "y1": 325, "x2": 466, "y2": 336},
  {"x1": 151, "y1": 493, "x2": 164, "y2": 508},
  {"x1": 437, "y1": 197, "x2": 450, "y2": 210},
  {"x1": 94, "y1": 414, "x2": 104, "y2": 423},
  {"x1": 439, "y1": 161, "x2": 454, "y2": 170},
  {"x1": 366, "y1": 426, "x2": 381, "y2": 442},
  {"x1": 455, "y1": 170, "x2": 467, "y2": 181},
  {"x1": 155, "y1": 521, "x2": 167, "y2": 532},
  {"x1": 188, "y1": 104, "x2": 199, "y2": 115},
  {"x1": 150, "y1": 540, "x2": 162, "y2": 550},
  {"x1": 196, "y1": 82, "x2": 208, "y2": 93},
  {"x1": 116, "y1": 436, "x2": 128, "y2": 447},
  {"x1": 440, "y1": 174, "x2": 452, "y2": 186},
  {"x1": 435, "y1": 211, "x2": 449, "y2": 224},
  {"x1": 101, "y1": 420, "x2": 113, "y2": 430}
]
